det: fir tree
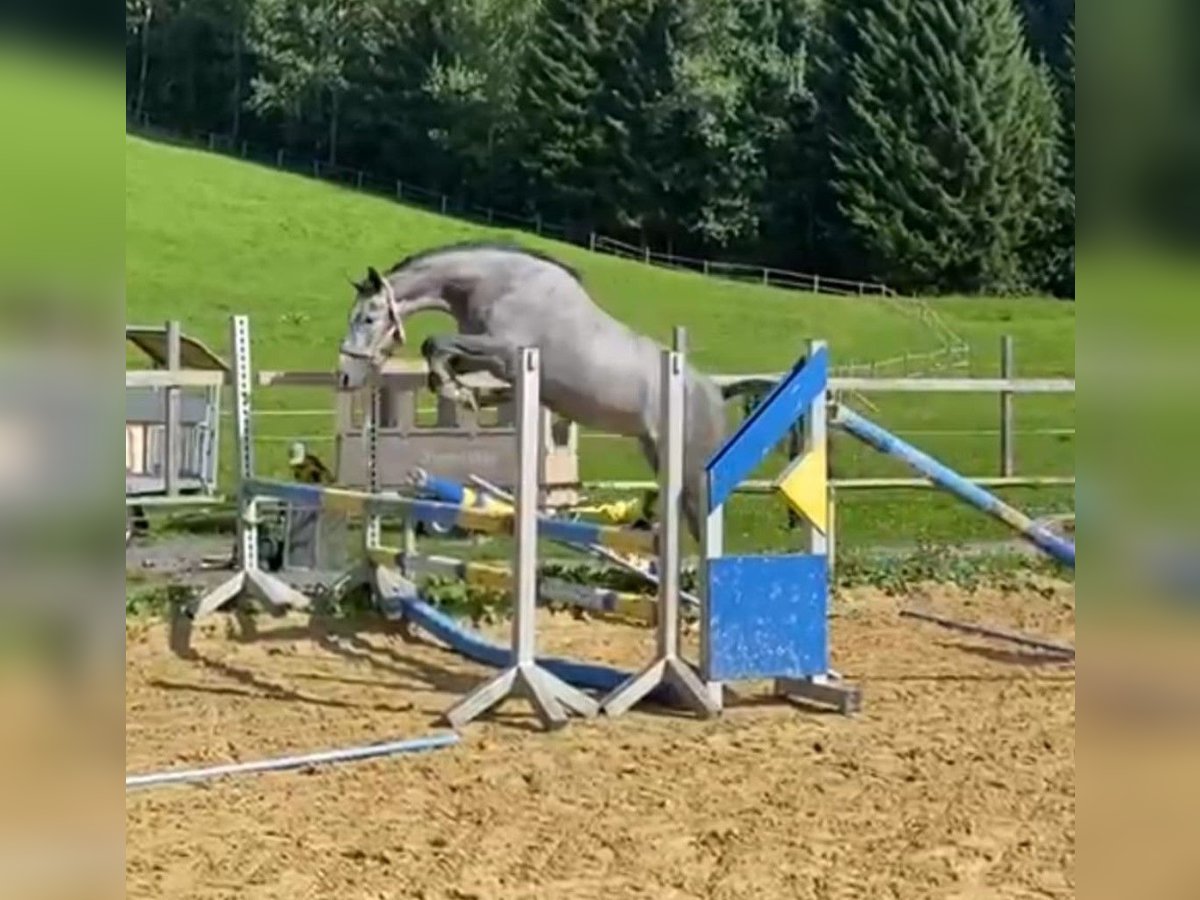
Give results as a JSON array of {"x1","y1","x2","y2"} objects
[
  {"x1": 591, "y1": 0, "x2": 679, "y2": 235},
  {"x1": 512, "y1": 0, "x2": 603, "y2": 222},
  {"x1": 819, "y1": 0, "x2": 1063, "y2": 294}
]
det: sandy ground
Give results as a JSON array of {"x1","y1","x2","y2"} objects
[{"x1": 126, "y1": 583, "x2": 1075, "y2": 900}]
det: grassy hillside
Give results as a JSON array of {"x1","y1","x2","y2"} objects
[{"x1": 126, "y1": 135, "x2": 1074, "y2": 551}]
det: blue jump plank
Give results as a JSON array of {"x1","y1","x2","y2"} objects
[
  {"x1": 707, "y1": 347, "x2": 827, "y2": 509},
  {"x1": 703, "y1": 553, "x2": 829, "y2": 682}
]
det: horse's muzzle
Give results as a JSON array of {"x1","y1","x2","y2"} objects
[{"x1": 336, "y1": 351, "x2": 371, "y2": 392}]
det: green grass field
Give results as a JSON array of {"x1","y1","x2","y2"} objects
[{"x1": 126, "y1": 135, "x2": 1075, "y2": 554}]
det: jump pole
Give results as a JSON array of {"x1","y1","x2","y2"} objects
[
  {"x1": 466, "y1": 472, "x2": 700, "y2": 610},
  {"x1": 442, "y1": 347, "x2": 600, "y2": 730},
  {"x1": 832, "y1": 405, "x2": 1076, "y2": 568},
  {"x1": 898, "y1": 608, "x2": 1075, "y2": 659},
  {"x1": 126, "y1": 732, "x2": 459, "y2": 790}
]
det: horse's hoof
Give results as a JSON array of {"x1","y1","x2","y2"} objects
[
  {"x1": 457, "y1": 386, "x2": 479, "y2": 412},
  {"x1": 437, "y1": 385, "x2": 477, "y2": 412}
]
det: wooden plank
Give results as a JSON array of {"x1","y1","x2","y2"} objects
[
  {"x1": 1000, "y1": 336, "x2": 1015, "y2": 476},
  {"x1": 830, "y1": 376, "x2": 1076, "y2": 393},
  {"x1": 126, "y1": 370, "x2": 226, "y2": 388},
  {"x1": 163, "y1": 320, "x2": 181, "y2": 496},
  {"x1": 124, "y1": 493, "x2": 226, "y2": 508},
  {"x1": 704, "y1": 554, "x2": 829, "y2": 681},
  {"x1": 713, "y1": 373, "x2": 1074, "y2": 394},
  {"x1": 259, "y1": 369, "x2": 1073, "y2": 395},
  {"x1": 256, "y1": 370, "x2": 339, "y2": 387},
  {"x1": 258, "y1": 364, "x2": 507, "y2": 390},
  {"x1": 832, "y1": 476, "x2": 1075, "y2": 490},
  {"x1": 583, "y1": 475, "x2": 1074, "y2": 492}
]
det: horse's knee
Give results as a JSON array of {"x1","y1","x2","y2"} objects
[{"x1": 420, "y1": 335, "x2": 443, "y2": 359}]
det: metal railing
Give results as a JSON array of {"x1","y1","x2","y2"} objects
[{"x1": 587, "y1": 235, "x2": 896, "y2": 297}]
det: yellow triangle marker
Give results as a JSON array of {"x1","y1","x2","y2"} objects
[{"x1": 776, "y1": 446, "x2": 828, "y2": 533}]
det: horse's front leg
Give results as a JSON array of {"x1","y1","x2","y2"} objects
[
  {"x1": 420, "y1": 333, "x2": 520, "y2": 411},
  {"x1": 420, "y1": 334, "x2": 480, "y2": 410}
]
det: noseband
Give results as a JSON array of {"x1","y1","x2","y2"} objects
[{"x1": 339, "y1": 277, "x2": 403, "y2": 364}]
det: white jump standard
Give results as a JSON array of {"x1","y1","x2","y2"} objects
[
  {"x1": 442, "y1": 348, "x2": 600, "y2": 730},
  {"x1": 603, "y1": 342, "x2": 719, "y2": 718},
  {"x1": 187, "y1": 315, "x2": 312, "y2": 621},
  {"x1": 698, "y1": 340, "x2": 861, "y2": 714}
]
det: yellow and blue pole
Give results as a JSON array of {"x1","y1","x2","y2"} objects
[
  {"x1": 833, "y1": 405, "x2": 1075, "y2": 568},
  {"x1": 242, "y1": 478, "x2": 657, "y2": 557},
  {"x1": 408, "y1": 467, "x2": 510, "y2": 515}
]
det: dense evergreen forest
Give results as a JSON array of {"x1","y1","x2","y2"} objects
[{"x1": 125, "y1": 0, "x2": 1075, "y2": 297}]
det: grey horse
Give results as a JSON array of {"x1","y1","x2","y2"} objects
[{"x1": 335, "y1": 241, "x2": 748, "y2": 541}]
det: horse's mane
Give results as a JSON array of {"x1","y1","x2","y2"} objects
[{"x1": 386, "y1": 241, "x2": 582, "y2": 282}]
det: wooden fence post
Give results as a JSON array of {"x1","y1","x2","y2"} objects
[
  {"x1": 163, "y1": 320, "x2": 181, "y2": 497},
  {"x1": 1000, "y1": 335, "x2": 1015, "y2": 476}
]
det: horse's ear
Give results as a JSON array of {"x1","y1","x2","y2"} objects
[{"x1": 367, "y1": 266, "x2": 385, "y2": 291}]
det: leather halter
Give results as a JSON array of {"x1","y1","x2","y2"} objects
[{"x1": 339, "y1": 276, "x2": 403, "y2": 363}]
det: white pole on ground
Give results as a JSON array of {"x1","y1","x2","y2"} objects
[
  {"x1": 602, "y1": 344, "x2": 720, "y2": 718},
  {"x1": 443, "y1": 348, "x2": 600, "y2": 730}
]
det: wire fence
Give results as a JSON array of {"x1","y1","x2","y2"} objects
[{"x1": 588, "y1": 235, "x2": 897, "y2": 297}]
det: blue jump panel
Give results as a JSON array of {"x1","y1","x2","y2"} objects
[
  {"x1": 704, "y1": 553, "x2": 829, "y2": 682},
  {"x1": 706, "y1": 347, "x2": 828, "y2": 509}
]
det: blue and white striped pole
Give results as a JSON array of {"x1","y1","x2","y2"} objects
[
  {"x1": 833, "y1": 405, "x2": 1075, "y2": 568},
  {"x1": 126, "y1": 732, "x2": 460, "y2": 790}
]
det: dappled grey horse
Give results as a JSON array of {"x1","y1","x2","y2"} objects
[{"x1": 335, "y1": 241, "x2": 734, "y2": 541}]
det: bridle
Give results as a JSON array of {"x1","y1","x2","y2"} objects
[{"x1": 339, "y1": 276, "x2": 404, "y2": 364}]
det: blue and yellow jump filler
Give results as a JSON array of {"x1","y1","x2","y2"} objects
[{"x1": 698, "y1": 341, "x2": 861, "y2": 714}]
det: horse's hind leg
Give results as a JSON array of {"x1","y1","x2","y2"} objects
[
  {"x1": 637, "y1": 428, "x2": 704, "y2": 543},
  {"x1": 681, "y1": 473, "x2": 703, "y2": 544}
]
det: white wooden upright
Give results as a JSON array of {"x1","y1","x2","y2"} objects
[
  {"x1": 442, "y1": 348, "x2": 599, "y2": 730},
  {"x1": 602, "y1": 341, "x2": 719, "y2": 718},
  {"x1": 186, "y1": 316, "x2": 313, "y2": 622}
]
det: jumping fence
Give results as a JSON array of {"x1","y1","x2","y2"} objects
[{"x1": 125, "y1": 317, "x2": 1073, "y2": 560}]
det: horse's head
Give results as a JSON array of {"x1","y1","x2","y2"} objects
[{"x1": 337, "y1": 266, "x2": 405, "y2": 391}]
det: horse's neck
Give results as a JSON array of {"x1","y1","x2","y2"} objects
[{"x1": 387, "y1": 268, "x2": 458, "y2": 317}]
